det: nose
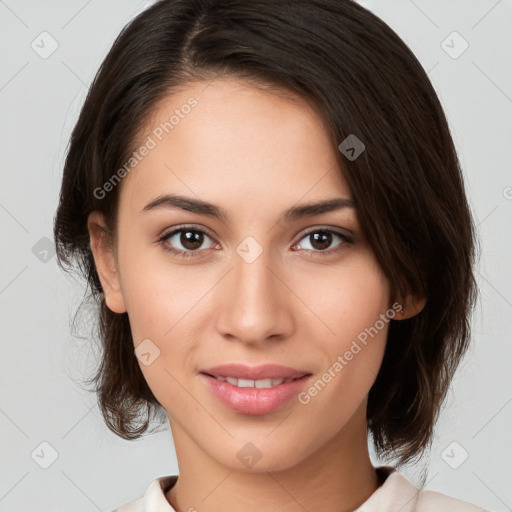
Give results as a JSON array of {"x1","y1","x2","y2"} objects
[{"x1": 214, "y1": 248, "x2": 295, "y2": 346}]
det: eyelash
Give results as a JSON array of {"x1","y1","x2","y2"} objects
[{"x1": 156, "y1": 225, "x2": 353, "y2": 259}]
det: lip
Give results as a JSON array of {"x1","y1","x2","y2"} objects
[
  {"x1": 200, "y1": 373, "x2": 312, "y2": 415},
  {"x1": 199, "y1": 363, "x2": 311, "y2": 380}
]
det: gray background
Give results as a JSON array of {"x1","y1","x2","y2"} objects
[{"x1": 1, "y1": 0, "x2": 511, "y2": 510}]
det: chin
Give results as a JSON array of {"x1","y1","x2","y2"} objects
[{"x1": 208, "y1": 438, "x2": 312, "y2": 474}]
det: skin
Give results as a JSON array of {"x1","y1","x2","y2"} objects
[{"x1": 88, "y1": 77, "x2": 425, "y2": 512}]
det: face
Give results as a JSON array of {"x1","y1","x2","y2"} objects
[{"x1": 89, "y1": 77, "x2": 397, "y2": 472}]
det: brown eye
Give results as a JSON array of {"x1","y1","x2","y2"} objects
[
  {"x1": 309, "y1": 231, "x2": 333, "y2": 250},
  {"x1": 295, "y1": 229, "x2": 351, "y2": 254},
  {"x1": 160, "y1": 227, "x2": 216, "y2": 256},
  {"x1": 179, "y1": 230, "x2": 204, "y2": 250}
]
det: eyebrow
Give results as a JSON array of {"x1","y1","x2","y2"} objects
[{"x1": 141, "y1": 194, "x2": 355, "y2": 222}]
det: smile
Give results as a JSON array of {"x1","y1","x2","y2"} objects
[
  {"x1": 200, "y1": 373, "x2": 312, "y2": 415},
  {"x1": 207, "y1": 375, "x2": 298, "y2": 388}
]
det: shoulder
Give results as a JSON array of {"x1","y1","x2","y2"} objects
[
  {"x1": 112, "y1": 496, "x2": 143, "y2": 512},
  {"x1": 111, "y1": 475, "x2": 178, "y2": 512},
  {"x1": 416, "y1": 488, "x2": 489, "y2": 512},
  {"x1": 357, "y1": 466, "x2": 489, "y2": 512}
]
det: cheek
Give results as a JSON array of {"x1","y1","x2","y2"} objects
[
  {"x1": 294, "y1": 254, "x2": 391, "y2": 412},
  {"x1": 115, "y1": 227, "x2": 188, "y2": 341},
  {"x1": 294, "y1": 252, "x2": 391, "y2": 343},
  {"x1": 120, "y1": 260, "x2": 200, "y2": 409},
  {"x1": 116, "y1": 238, "x2": 208, "y2": 406}
]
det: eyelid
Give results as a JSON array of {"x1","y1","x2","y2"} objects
[
  {"x1": 158, "y1": 223, "x2": 218, "y2": 241},
  {"x1": 297, "y1": 225, "x2": 353, "y2": 241}
]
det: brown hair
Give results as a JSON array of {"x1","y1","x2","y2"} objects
[{"x1": 53, "y1": 0, "x2": 477, "y2": 468}]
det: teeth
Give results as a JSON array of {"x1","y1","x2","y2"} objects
[{"x1": 216, "y1": 376, "x2": 295, "y2": 388}]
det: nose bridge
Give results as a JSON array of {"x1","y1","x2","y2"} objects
[{"x1": 214, "y1": 244, "x2": 293, "y2": 343}]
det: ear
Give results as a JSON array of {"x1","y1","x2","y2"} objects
[
  {"x1": 394, "y1": 291, "x2": 426, "y2": 320},
  {"x1": 87, "y1": 211, "x2": 127, "y2": 314}
]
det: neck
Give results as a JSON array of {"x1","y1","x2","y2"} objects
[{"x1": 165, "y1": 403, "x2": 381, "y2": 512}]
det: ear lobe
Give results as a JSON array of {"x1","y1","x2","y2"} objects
[
  {"x1": 396, "y1": 292, "x2": 426, "y2": 320},
  {"x1": 87, "y1": 211, "x2": 127, "y2": 314}
]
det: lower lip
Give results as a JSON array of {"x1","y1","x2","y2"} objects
[{"x1": 200, "y1": 373, "x2": 312, "y2": 415}]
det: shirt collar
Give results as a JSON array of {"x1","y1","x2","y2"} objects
[{"x1": 141, "y1": 466, "x2": 421, "y2": 512}]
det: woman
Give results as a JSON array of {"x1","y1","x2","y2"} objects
[{"x1": 53, "y1": 1, "x2": 487, "y2": 510}]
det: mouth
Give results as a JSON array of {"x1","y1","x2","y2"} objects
[
  {"x1": 199, "y1": 363, "x2": 312, "y2": 387},
  {"x1": 200, "y1": 373, "x2": 309, "y2": 389},
  {"x1": 199, "y1": 371, "x2": 313, "y2": 415}
]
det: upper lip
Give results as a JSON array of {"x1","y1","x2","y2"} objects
[{"x1": 200, "y1": 363, "x2": 311, "y2": 381}]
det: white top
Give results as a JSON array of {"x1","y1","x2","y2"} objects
[{"x1": 112, "y1": 466, "x2": 488, "y2": 512}]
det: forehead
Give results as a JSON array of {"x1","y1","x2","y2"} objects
[{"x1": 117, "y1": 77, "x2": 352, "y2": 218}]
